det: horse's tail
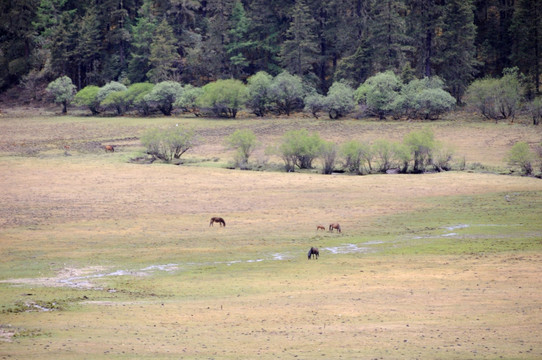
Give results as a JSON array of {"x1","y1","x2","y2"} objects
[{"x1": 222, "y1": 219, "x2": 226, "y2": 227}]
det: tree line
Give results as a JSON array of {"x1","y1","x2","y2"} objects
[{"x1": 2, "y1": 0, "x2": 541, "y2": 102}]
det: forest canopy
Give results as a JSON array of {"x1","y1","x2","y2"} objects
[{"x1": 1, "y1": 0, "x2": 540, "y2": 101}]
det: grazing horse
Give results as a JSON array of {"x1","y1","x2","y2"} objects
[
  {"x1": 316, "y1": 225, "x2": 326, "y2": 231},
  {"x1": 209, "y1": 217, "x2": 226, "y2": 227},
  {"x1": 329, "y1": 223, "x2": 341, "y2": 233},
  {"x1": 104, "y1": 145, "x2": 115, "y2": 153},
  {"x1": 307, "y1": 247, "x2": 319, "y2": 260}
]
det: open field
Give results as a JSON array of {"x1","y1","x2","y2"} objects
[{"x1": 0, "y1": 110, "x2": 541, "y2": 359}]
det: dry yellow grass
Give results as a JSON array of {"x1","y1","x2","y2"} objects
[{"x1": 0, "y1": 112, "x2": 541, "y2": 359}]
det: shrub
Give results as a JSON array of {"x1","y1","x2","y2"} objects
[
  {"x1": 269, "y1": 72, "x2": 305, "y2": 116},
  {"x1": 46, "y1": 76, "x2": 76, "y2": 114},
  {"x1": 141, "y1": 126, "x2": 196, "y2": 163},
  {"x1": 225, "y1": 129, "x2": 258, "y2": 169},
  {"x1": 174, "y1": 84, "x2": 203, "y2": 116},
  {"x1": 96, "y1": 81, "x2": 128, "y2": 105},
  {"x1": 144, "y1": 81, "x2": 183, "y2": 116},
  {"x1": 246, "y1": 71, "x2": 273, "y2": 117},
  {"x1": 391, "y1": 77, "x2": 455, "y2": 120},
  {"x1": 304, "y1": 93, "x2": 326, "y2": 119},
  {"x1": 320, "y1": 141, "x2": 338, "y2": 174},
  {"x1": 340, "y1": 140, "x2": 372, "y2": 174},
  {"x1": 74, "y1": 85, "x2": 101, "y2": 115},
  {"x1": 125, "y1": 83, "x2": 154, "y2": 115},
  {"x1": 101, "y1": 90, "x2": 129, "y2": 115},
  {"x1": 278, "y1": 129, "x2": 324, "y2": 171},
  {"x1": 324, "y1": 82, "x2": 355, "y2": 119},
  {"x1": 506, "y1": 141, "x2": 534, "y2": 175},
  {"x1": 466, "y1": 67, "x2": 524, "y2": 122},
  {"x1": 372, "y1": 139, "x2": 396, "y2": 173},
  {"x1": 355, "y1": 71, "x2": 401, "y2": 119},
  {"x1": 198, "y1": 79, "x2": 247, "y2": 118},
  {"x1": 403, "y1": 128, "x2": 437, "y2": 173}
]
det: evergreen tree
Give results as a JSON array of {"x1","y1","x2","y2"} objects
[
  {"x1": 201, "y1": 0, "x2": 235, "y2": 78},
  {"x1": 226, "y1": 1, "x2": 253, "y2": 78},
  {"x1": 280, "y1": 0, "x2": 318, "y2": 77},
  {"x1": 0, "y1": 0, "x2": 38, "y2": 88},
  {"x1": 147, "y1": 18, "x2": 181, "y2": 83},
  {"x1": 406, "y1": 0, "x2": 445, "y2": 77},
  {"x1": 75, "y1": 2, "x2": 103, "y2": 88},
  {"x1": 368, "y1": 0, "x2": 409, "y2": 73},
  {"x1": 510, "y1": 0, "x2": 542, "y2": 95},
  {"x1": 436, "y1": 0, "x2": 478, "y2": 102},
  {"x1": 246, "y1": 0, "x2": 282, "y2": 74},
  {"x1": 128, "y1": 0, "x2": 157, "y2": 83},
  {"x1": 473, "y1": 0, "x2": 515, "y2": 77}
]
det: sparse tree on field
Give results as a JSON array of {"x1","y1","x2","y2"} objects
[
  {"x1": 226, "y1": 129, "x2": 258, "y2": 169},
  {"x1": 141, "y1": 126, "x2": 196, "y2": 163},
  {"x1": 506, "y1": 141, "x2": 534, "y2": 176}
]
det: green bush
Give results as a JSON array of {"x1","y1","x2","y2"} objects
[
  {"x1": 246, "y1": 71, "x2": 273, "y2": 117},
  {"x1": 144, "y1": 81, "x2": 183, "y2": 116},
  {"x1": 174, "y1": 84, "x2": 203, "y2": 116},
  {"x1": 355, "y1": 71, "x2": 401, "y2": 119},
  {"x1": 320, "y1": 140, "x2": 338, "y2": 174},
  {"x1": 466, "y1": 67, "x2": 523, "y2": 122},
  {"x1": 141, "y1": 126, "x2": 196, "y2": 163},
  {"x1": 324, "y1": 82, "x2": 355, "y2": 119},
  {"x1": 506, "y1": 141, "x2": 534, "y2": 175},
  {"x1": 304, "y1": 93, "x2": 326, "y2": 119},
  {"x1": 391, "y1": 77, "x2": 455, "y2": 120},
  {"x1": 198, "y1": 79, "x2": 247, "y2": 118},
  {"x1": 403, "y1": 128, "x2": 438, "y2": 173},
  {"x1": 74, "y1": 85, "x2": 101, "y2": 115},
  {"x1": 269, "y1": 72, "x2": 305, "y2": 116},
  {"x1": 125, "y1": 83, "x2": 154, "y2": 115},
  {"x1": 341, "y1": 140, "x2": 372, "y2": 174},
  {"x1": 46, "y1": 76, "x2": 76, "y2": 114},
  {"x1": 101, "y1": 90, "x2": 129, "y2": 115},
  {"x1": 96, "y1": 81, "x2": 128, "y2": 105},
  {"x1": 278, "y1": 129, "x2": 324, "y2": 171},
  {"x1": 225, "y1": 129, "x2": 258, "y2": 169}
]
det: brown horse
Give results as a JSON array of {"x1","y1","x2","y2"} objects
[
  {"x1": 316, "y1": 225, "x2": 325, "y2": 231},
  {"x1": 329, "y1": 223, "x2": 341, "y2": 233},
  {"x1": 104, "y1": 145, "x2": 115, "y2": 152},
  {"x1": 209, "y1": 217, "x2": 226, "y2": 227},
  {"x1": 307, "y1": 247, "x2": 319, "y2": 260}
]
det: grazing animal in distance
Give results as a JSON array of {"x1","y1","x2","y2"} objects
[
  {"x1": 104, "y1": 145, "x2": 115, "y2": 152},
  {"x1": 316, "y1": 225, "x2": 325, "y2": 231},
  {"x1": 329, "y1": 223, "x2": 341, "y2": 233},
  {"x1": 308, "y1": 247, "x2": 319, "y2": 260},
  {"x1": 209, "y1": 217, "x2": 226, "y2": 227}
]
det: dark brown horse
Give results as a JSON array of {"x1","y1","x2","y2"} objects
[
  {"x1": 316, "y1": 225, "x2": 325, "y2": 231},
  {"x1": 209, "y1": 217, "x2": 226, "y2": 227},
  {"x1": 307, "y1": 247, "x2": 319, "y2": 260},
  {"x1": 329, "y1": 223, "x2": 341, "y2": 233}
]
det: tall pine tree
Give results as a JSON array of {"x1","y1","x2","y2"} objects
[
  {"x1": 510, "y1": 0, "x2": 542, "y2": 95},
  {"x1": 436, "y1": 0, "x2": 478, "y2": 102},
  {"x1": 147, "y1": 18, "x2": 181, "y2": 82},
  {"x1": 280, "y1": 0, "x2": 318, "y2": 78}
]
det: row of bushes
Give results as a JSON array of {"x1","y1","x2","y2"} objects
[
  {"x1": 46, "y1": 70, "x2": 457, "y2": 120},
  {"x1": 143, "y1": 126, "x2": 455, "y2": 174}
]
